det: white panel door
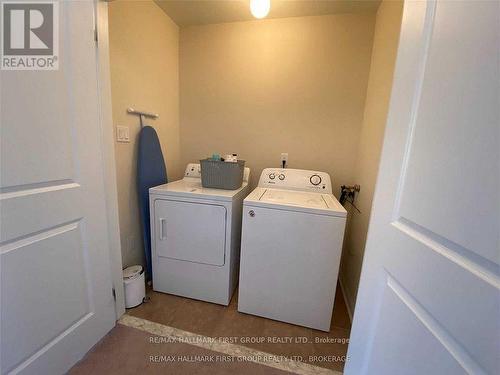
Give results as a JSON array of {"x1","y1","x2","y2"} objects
[
  {"x1": 346, "y1": 1, "x2": 499, "y2": 374},
  {"x1": 154, "y1": 199, "x2": 226, "y2": 266},
  {"x1": 0, "y1": 2, "x2": 116, "y2": 374}
]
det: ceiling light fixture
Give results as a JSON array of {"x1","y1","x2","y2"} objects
[{"x1": 250, "y1": 0, "x2": 270, "y2": 19}]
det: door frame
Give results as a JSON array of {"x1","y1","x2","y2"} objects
[{"x1": 95, "y1": 0, "x2": 125, "y2": 319}]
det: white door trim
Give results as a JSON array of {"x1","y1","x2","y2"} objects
[{"x1": 95, "y1": 0, "x2": 125, "y2": 319}]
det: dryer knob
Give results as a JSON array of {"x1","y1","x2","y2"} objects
[{"x1": 249, "y1": 210, "x2": 255, "y2": 217}]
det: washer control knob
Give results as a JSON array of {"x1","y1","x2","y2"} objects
[
  {"x1": 249, "y1": 210, "x2": 255, "y2": 217},
  {"x1": 278, "y1": 174, "x2": 285, "y2": 180},
  {"x1": 269, "y1": 173, "x2": 276, "y2": 180},
  {"x1": 310, "y1": 174, "x2": 322, "y2": 186}
]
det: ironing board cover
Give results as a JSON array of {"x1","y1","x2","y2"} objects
[{"x1": 137, "y1": 125, "x2": 167, "y2": 281}]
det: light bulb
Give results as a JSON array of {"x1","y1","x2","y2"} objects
[{"x1": 250, "y1": 0, "x2": 270, "y2": 19}]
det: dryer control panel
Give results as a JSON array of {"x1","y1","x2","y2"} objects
[
  {"x1": 258, "y1": 168, "x2": 332, "y2": 194},
  {"x1": 184, "y1": 163, "x2": 202, "y2": 178},
  {"x1": 184, "y1": 163, "x2": 251, "y2": 182}
]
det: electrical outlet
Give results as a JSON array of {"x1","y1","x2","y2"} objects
[
  {"x1": 281, "y1": 153, "x2": 288, "y2": 167},
  {"x1": 117, "y1": 126, "x2": 130, "y2": 143}
]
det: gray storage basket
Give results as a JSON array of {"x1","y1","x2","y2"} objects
[{"x1": 200, "y1": 159, "x2": 245, "y2": 190}]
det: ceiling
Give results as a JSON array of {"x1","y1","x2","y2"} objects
[{"x1": 154, "y1": 0, "x2": 381, "y2": 27}]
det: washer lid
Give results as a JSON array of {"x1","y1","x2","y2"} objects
[
  {"x1": 123, "y1": 265, "x2": 143, "y2": 280},
  {"x1": 244, "y1": 187, "x2": 347, "y2": 217},
  {"x1": 261, "y1": 189, "x2": 328, "y2": 209}
]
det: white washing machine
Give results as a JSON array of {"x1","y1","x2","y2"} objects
[
  {"x1": 238, "y1": 168, "x2": 347, "y2": 331},
  {"x1": 150, "y1": 163, "x2": 250, "y2": 305}
]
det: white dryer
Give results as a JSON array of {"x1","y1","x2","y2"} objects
[
  {"x1": 238, "y1": 168, "x2": 347, "y2": 331},
  {"x1": 150, "y1": 163, "x2": 250, "y2": 305}
]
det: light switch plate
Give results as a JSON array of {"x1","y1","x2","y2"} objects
[{"x1": 117, "y1": 126, "x2": 130, "y2": 143}]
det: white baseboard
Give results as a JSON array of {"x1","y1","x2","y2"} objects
[{"x1": 339, "y1": 273, "x2": 354, "y2": 322}]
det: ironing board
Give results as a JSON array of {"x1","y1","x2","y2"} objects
[{"x1": 137, "y1": 126, "x2": 167, "y2": 281}]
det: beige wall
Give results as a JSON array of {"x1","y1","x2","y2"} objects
[
  {"x1": 340, "y1": 0, "x2": 403, "y2": 316},
  {"x1": 107, "y1": 4, "x2": 400, "y2": 307},
  {"x1": 179, "y1": 14, "x2": 376, "y2": 189},
  {"x1": 108, "y1": 1, "x2": 181, "y2": 267}
]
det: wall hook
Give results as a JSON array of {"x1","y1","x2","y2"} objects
[{"x1": 127, "y1": 107, "x2": 159, "y2": 128}]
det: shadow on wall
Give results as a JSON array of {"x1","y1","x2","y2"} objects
[
  {"x1": 339, "y1": 0, "x2": 404, "y2": 317},
  {"x1": 108, "y1": 0, "x2": 181, "y2": 268},
  {"x1": 179, "y1": 13, "x2": 378, "y2": 195}
]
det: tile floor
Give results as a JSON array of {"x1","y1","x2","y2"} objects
[{"x1": 126, "y1": 283, "x2": 351, "y2": 372}]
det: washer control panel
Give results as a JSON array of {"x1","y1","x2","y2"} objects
[
  {"x1": 258, "y1": 168, "x2": 332, "y2": 193},
  {"x1": 310, "y1": 174, "x2": 322, "y2": 185}
]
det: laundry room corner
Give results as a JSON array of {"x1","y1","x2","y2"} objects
[
  {"x1": 339, "y1": 0, "x2": 404, "y2": 316},
  {"x1": 107, "y1": 0, "x2": 182, "y2": 269}
]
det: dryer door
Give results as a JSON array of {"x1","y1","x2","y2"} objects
[{"x1": 154, "y1": 199, "x2": 226, "y2": 266}]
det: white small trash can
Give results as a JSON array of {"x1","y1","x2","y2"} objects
[{"x1": 123, "y1": 265, "x2": 146, "y2": 308}]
